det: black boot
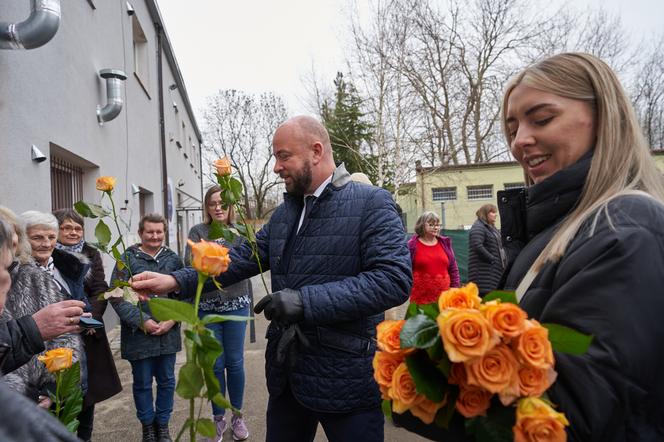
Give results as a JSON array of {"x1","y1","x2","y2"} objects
[
  {"x1": 141, "y1": 422, "x2": 156, "y2": 442},
  {"x1": 155, "y1": 422, "x2": 172, "y2": 442}
]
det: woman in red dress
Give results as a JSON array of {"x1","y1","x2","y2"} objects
[{"x1": 407, "y1": 211, "x2": 460, "y2": 304}]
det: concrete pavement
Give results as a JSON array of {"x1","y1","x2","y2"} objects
[{"x1": 91, "y1": 275, "x2": 428, "y2": 441}]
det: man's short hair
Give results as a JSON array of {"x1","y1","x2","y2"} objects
[{"x1": 138, "y1": 213, "x2": 167, "y2": 233}]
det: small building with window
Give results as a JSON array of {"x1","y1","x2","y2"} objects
[{"x1": 397, "y1": 150, "x2": 664, "y2": 232}]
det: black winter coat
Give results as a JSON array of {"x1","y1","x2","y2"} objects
[
  {"x1": 0, "y1": 316, "x2": 43, "y2": 374},
  {"x1": 174, "y1": 165, "x2": 412, "y2": 412},
  {"x1": 80, "y1": 244, "x2": 122, "y2": 406},
  {"x1": 467, "y1": 218, "x2": 504, "y2": 295},
  {"x1": 499, "y1": 155, "x2": 664, "y2": 441}
]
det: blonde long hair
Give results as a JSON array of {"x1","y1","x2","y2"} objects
[{"x1": 502, "y1": 53, "x2": 664, "y2": 270}]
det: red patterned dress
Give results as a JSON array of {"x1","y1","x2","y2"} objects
[{"x1": 410, "y1": 240, "x2": 451, "y2": 304}]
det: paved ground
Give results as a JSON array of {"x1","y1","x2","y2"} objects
[{"x1": 92, "y1": 276, "x2": 426, "y2": 441}]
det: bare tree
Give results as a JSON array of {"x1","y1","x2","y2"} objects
[
  {"x1": 201, "y1": 90, "x2": 288, "y2": 220},
  {"x1": 633, "y1": 36, "x2": 664, "y2": 149}
]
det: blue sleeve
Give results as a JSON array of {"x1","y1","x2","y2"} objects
[{"x1": 299, "y1": 188, "x2": 412, "y2": 325}]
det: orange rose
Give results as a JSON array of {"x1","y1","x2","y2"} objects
[
  {"x1": 376, "y1": 320, "x2": 415, "y2": 357},
  {"x1": 437, "y1": 309, "x2": 499, "y2": 362},
  {"x1": 38, "y1": 348, "x2": 73, "y2": 373},
  {"x1": 95, "y1": 176, "x2": 116, "y2": 192},
  {"x1": 482, "y1": 301, "x2": 528, "y2": 339},
  {"x1": 514, "y1": 397, "x2": 569, "y2": 442},
  {"x1": 465, "y1": 343, "x2": 519, "y2": 394},
  {"x1": 448, "y1": 362, "x2": 468, "y2": 386},
  {"x1": 213, "y1": 157, "x2": 232, "y2": 176},
  {"x1": 389, "y1": 362, "x2": 424, "y2": 414},
  {"x1": 372, "y1": 350, "x2": 403, "y2": 390},
  {"x1": 514, "y1": 320, "x2": 554, "y2": 369},
  {"x1": 518, "y1": 365, "x2": 557, "y2": 398},
  {"x1": 455, "y1": 384, "x2": 492, "y2": 418},
  {"x1": 187, "y1": 239, "x2": 231, "y2": 276},
  {"x1": 438, "y1": 283, "x2": 481, "y2": 310},
  {"x1": 410, "y1": 396, "x2": 447, "y2": 424}
]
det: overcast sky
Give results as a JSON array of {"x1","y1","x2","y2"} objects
[{"x1": 156, "y1": 0, "x2": 664, "y2": 120}]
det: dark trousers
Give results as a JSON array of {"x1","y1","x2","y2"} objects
[
  {"x1": 266, "y1": 386, "x2": 384, "y2": 442},
  {"x1": 77, "y1": 403, "x2": 95, "y2": 441}
]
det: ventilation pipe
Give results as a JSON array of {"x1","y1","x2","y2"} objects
[
  {"x1": 97, "y1": 69, "x2": 127, "y2": 124},
  {"x1": 0, "y1": 0, "x2": 61, "y2": 50}
]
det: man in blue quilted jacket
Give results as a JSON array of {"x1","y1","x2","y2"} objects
[{"x1": 132, "y1": 115, "x2": 412, "y2": 442}]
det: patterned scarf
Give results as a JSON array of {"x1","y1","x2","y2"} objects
[{"x1": 55, "y1": 240, "x2": 85, "y2": 254}]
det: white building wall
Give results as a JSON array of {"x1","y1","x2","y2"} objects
[{"x1": 0, "y1": 0, "x2": 203, "y2": 255}]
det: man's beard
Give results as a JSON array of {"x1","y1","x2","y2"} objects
[{"x1": 286, "y1": 161, "x2": 313, "y2": 196}]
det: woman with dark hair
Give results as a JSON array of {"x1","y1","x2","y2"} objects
[
  {"x1": 467, "y1": 204, "x2": 505, "y2": 296},
  {"x1": 184, "y1": 185, "x2": 252, "y2": 442},
  {"x1": 407, "y1": 211, "x2": 460, "y2": 305},
  {"x1": 53, "y1": 209, "x2": 122, "y2": 442}
]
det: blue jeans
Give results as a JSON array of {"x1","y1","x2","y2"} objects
[
  {"x1": 129, "y1": 353, "x2": 176, "y2": 425},
  {"x1": 199, "y1": 306, "x2": 249, "y2": 416}
]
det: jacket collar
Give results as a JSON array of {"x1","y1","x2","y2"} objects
[{"x1": 524, "y1": 152, "x2": 592, "y2": 238}]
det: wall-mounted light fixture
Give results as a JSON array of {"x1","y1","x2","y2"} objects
[
  {"x1": 126, "y1": 1, "x2": 135, "y2": 16},
  {"x1": 131, "y1": 184, "x2": 140, "y2": 195},
  {"x1": 31, "y1": 144, "x2": 47, "y2": 163}
]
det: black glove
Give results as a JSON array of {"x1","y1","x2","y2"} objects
[{"x1": 254, "y1": 288, "x2": 304, "y2": 323}]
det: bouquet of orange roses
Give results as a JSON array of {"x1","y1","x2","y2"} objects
[{"x1": 374, "y1": 283, "x2": 592, "y2": 442}]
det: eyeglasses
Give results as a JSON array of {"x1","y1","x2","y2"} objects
[
  {"x1": 207, "y1": 202, "x2": 229, "y2": 209},
  {"x1": 60, "y1": 225, "x2": 83, "y2": 233}
]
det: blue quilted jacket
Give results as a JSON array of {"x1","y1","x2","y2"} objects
[{"x1": 174, "y1": 165, "x2": 412, "y2": 412}]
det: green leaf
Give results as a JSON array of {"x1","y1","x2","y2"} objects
[
  {"x1": 149, "y1": 298, "x2": 196, "y2": 323},
  {"x1": 176, "y1": 362, "x2": 204, "y2": 399},
  {"x1": 482, "y1": 290, "x2": 518, "y2": 305},
  {"x1": 418, "y1": 302, "x2": 440, "y2": 320},
  {"x1": 543, "y1": 323, "x2": 593, "y2": 355},
  {"x1": 88, "y1": 242, "x2": 108, "y2": 254},
  {"x1": 111, "y1": 279, "x2": 130, "y2": 288},
  {"x1": 405, "y1": 352, "x2": 447, "y2": 402},
  {"x1": 196, "y1": 418, "x2": 216, "y2": 437},
  {"x1": 435, "y1": 386, "x2": 458, "y2": 429},
  {"x1": 208, "y1": 220, "x2": 236, "y2": 242},
  {"x1": 65, "y1": 418, "x2": 80, "y2": 433},
  {"x1": 381, "y1": 399, "x2": 393, "y2": 421},
  {"x1": 405, "y1": 302, "x2": 418, "y2": 319},
  {"x1": 60, "y1": 361, "x2": 81, "y2": 393},
  {"x1": 94, "y1": 220, "x2": 112, "y2": 247},
  {"x1": 236, "y1": 223, "x2": 255, "y2": 242},
  {"x1": 465, "y1": 405, "x2": 515, "y2": 442},
  {"x1": 400, "y1": 315, "x2": 439, "y2": 349},
  {"x1": 198, "y1": 328, "x2": 223, "y2": 353},
  {"x1": 228, "y1": 177, "x2": 243, "y2": 200},
  {"x1": 111, "y1": 246, "x2": 125, "y2": 270},
  {"x1": 184, "y1": 329, "x2": 203, "y2": 347},
  {"x1": 201, "y1": 313, "x2": 252, "y2": 325},
  {"x1": 74, "y1": 201, "x2": 109, "y2": 219},
  {"x1": 60, "y1": 388, "x2": 83, "y2": 431},
  {"x1": 211, "y1": 392, "x2": 233, "y2": 410}
]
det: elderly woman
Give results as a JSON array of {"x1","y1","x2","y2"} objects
[
  {"x1": 0, "y1": 210, "x2": 86, "y2": 409},
  {"x1": 467, "y1": 203, "x2": 505, "y2": 296},
  {"x1": 53, "y1": 209, "x2": 122, "y2": 442},
  {"x1": 407, "y1": 211, "x2": 460, "y2": 304}
]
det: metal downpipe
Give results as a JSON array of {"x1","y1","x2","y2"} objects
[{"x1": 0, "y1": 0, "x2": 61, "y2": 50}]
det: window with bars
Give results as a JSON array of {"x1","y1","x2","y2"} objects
[
  {"x1": 467, "y1": 185, "x2": 493, "y2": 200},
  {"x1": 504, "y1": 182, "x2": 525, "y2": 190},
  {"x1": 432, "y1": 187, "x2": 457, "y2": 201},
  {"x1": 51, "y1": 157, "x2": 84, "y2": 210}
]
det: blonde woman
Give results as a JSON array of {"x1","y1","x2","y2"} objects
[{"x1": 497, "y1": 53, "x2": 664, "y2": 440}]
